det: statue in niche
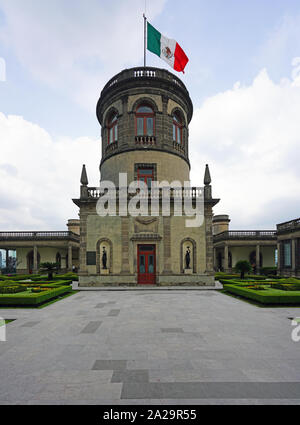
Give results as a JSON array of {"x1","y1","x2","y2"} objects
[
  {"x1": 185, "y1": 246, "x2": 191, "y2": 269},
  {"x1": 102, "y1": 247, "x2": 107, "y2": 269}
]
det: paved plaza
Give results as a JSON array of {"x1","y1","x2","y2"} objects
[{"x1": 0, "y1": 288, "x2": 300, "y2": 404}]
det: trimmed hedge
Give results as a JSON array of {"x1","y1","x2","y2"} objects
[
  {"x1": 215, "y1": 273, "x2": 266, "y2": 281},
  {"x1": 260, "y1": 267, "x2": 277, "y2": 276},
  {"x1": 224, "y1": 283, "x2": 300, "y2": 305},
  {"x1": 16, "y1": 280, "x2": 71, "y2": 287},
  {"x1": 53, "y1": 273, "x2": 78, "y2": 282},
  {"x1": 0, "y1": 285, "x2": 72, "y2": 306},
  {"x1": 0, "y1": 286, "x2": 25, "y2": 294}
]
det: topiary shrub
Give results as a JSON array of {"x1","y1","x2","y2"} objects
[{"x1": 235, "y1": 261, "x2": 252, "y2": 279}]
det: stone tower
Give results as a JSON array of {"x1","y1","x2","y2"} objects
[{"x1": 73, "y1": 67, "x2": 219, "y2": 286}]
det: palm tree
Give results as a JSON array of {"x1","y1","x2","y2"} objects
[
  {"x1": 235, "y1": 260, "x2": 252, "y2": 279},
  {"x1": 39, "y1": 262, "x2": 60, "y2": 280}
]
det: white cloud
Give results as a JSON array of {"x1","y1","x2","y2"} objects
[
  {"x1": 0, "y1": 0, "x2": 166, "y2": 110},
  {"x1": 190, "y1": 68, "x2": 300, "y2": 229},
  {"x1": 0, "y1": 112, "x2": 99, "y2": 230},
  {"x1": 255, "y1": 13, "x2": 300, "y2": 77}
]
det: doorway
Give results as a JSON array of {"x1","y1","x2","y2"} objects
[{"x1": 137, "y1": 244, "x2": 156, "y2": 284}]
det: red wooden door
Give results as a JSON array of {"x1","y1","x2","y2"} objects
[{"x1": 138, "y1": 245, "x2": 156, "y2": 284}]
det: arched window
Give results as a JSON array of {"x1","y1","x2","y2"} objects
[
  {"x1": 173, "y1": 112, "x2": 183, "y2": 144},
  {"x1": 136, "y1": 104, "x2": 155, "y2": 137},
  {"x1": 107, "y1": 113, "x2": 118, "y2": 144}
]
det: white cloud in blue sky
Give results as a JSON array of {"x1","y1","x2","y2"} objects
[{"x1": 0, "y1": 0, "x2": 299, "y2": 230}]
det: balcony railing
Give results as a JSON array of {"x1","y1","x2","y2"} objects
[
  {"x1": 173, "y1": 141, "x2": 185, "y2": 154},
  {"x1": 87, "y1": 186, "x2": 204, "y2": 200},
  {"x1": 135, "y1": 136, "x2": 156, "y2": 145},
  {"x1": 105, "y1": 141, "x2": 118, "y2": 154},
  {"x1": 277, "y1": 217, "x2": 300, "y2": 232},
  {"x1": 214, "y1": 230, "x2": 277, "y2": 242},
  {"x1": 0, "y1": 231, "x2": 79, "y2": 242}
]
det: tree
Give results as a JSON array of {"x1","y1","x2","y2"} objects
[
  {"x1": 39, "y1": 262, "x2": 60, "y2": 280},
  {"x1": 235, "y1": 260, "x2": 252, "y2": 279}
]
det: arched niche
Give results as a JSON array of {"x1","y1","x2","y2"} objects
[
  {"x1": 180, "y1": 238, "x2": 196, "y2": 273},
  {"x1": 96, "y1": 238, "x2": 113, "y2": 274}
]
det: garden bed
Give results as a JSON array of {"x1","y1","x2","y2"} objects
[
  {"x1": 0, "y1": 285, "x2": 72, "y2": 306},
  {"x1": 223, "y1": 281, "x2": 300, "y2": 305}
]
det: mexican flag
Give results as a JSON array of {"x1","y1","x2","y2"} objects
[{"x1": 147, "y1": 22, "x2": 189, "y2": 73}]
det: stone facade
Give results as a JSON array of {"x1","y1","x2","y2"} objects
[
  {"x1": 0, "y1": 231, "x2": 79, "y2": 274},
  {"x1": 74, "y1": 67, "x2": 219, "y2": 286},
  {"x1": 213, "y1": 215, "x2": 277, "y2": 273},
  {"x1": 277, "y1": 217, "x2": 300, "y2": 277}
]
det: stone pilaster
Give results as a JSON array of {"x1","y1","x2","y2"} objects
[
  {"x1": 79, "y1": 210, "x2": 88, "y2": 276},
  {"x1": 120, "y1": 95, "x2": 129, "y2": 148},
  {"x1": 205, "y1": 205, "x2": 214, "y2": 275},
  {"x1": 162, "y1": 216, "x2": 172, "y2": 274},
  {"x1": 120, "y1": 217, "x2": 130, "y2": 274}
]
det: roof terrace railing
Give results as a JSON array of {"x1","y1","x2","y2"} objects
[
  {"x1": 0, "y1": 231, "x2": 79, "y2": 242},
  {"x1": 102, "y1": 67, "x2": 187, "y2": 95},
  {"x1": 214, "y1": 230, "x2": 277, "y2": 242},
  {"x1": 277, "y1": 217, "x2": 300, "y2": 232}
]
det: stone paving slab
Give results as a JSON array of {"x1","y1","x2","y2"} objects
[
  {"x1": 0, "y1": 290, "x2": 300, "y2": 404},
  {"x1": 121, "y1": 382, "x2": 300, "y2": 400}
]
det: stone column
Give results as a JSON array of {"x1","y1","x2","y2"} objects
[
  {"x1": 256, "y1": 244, "x2": 260, "y2": 275},
  {"x1": 120, "y1": 217, "x2": 130, "y2": 274},
  {"x1": 68, "y1": 244, "x2": 73, "y2": 272},
  {"x1": 61, "y1": 256, "x2": 67, "y2": 271},
  {"x1": 277, "y1": 242, "x2": 281, "y2": 275},
  {"x1": 224, "y1": 244, "x2": 229, "y2": 272},
  {"x1": 291, "y1": 239, "x2": 296, "y2": 274},
  {"x1": 33, "y1": 245, "x2": 38, "y2": 274}
]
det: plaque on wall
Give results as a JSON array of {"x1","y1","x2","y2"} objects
[{"x1": 86, "y1": 251, "x2": 96, "y2": 266}]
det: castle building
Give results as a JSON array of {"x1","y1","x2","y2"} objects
[
  {"x1": 213, "y1": 215, "x2": 277, "y2": 273},
  {"x1": 277, "y1": 217, "x2": 300, "y2": 277},
  {"x1": 73, "y1": 67, "x2": 220, "y2": 286},
  {"x1": 1, "y1": 67, "x2": 297, "y2": 280}
]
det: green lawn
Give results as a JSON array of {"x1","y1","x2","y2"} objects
[{"x1": 0, "y1": 319, "x2": 15, "y2": 327}]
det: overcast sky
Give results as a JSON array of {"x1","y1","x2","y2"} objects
[{"x1": 0, "y1": 0, "x2": 299, "y2": 231}]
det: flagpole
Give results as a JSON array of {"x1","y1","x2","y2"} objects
[{"x1": 143, "y1": 13, "x2": 147, "y2": 67}]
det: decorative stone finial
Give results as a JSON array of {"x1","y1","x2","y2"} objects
[
  {"x1": 80, "y1": 164, "x2": 88, "y2": 186},
  {"x1": 204, "y1": 164, "x2": 211, "y2": 185}
]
